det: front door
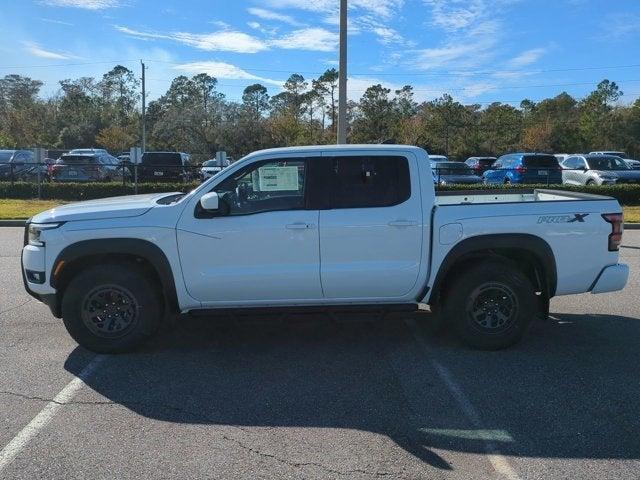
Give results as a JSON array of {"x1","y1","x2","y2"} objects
[
  {"x1": 176, "y1": 156, "x2": 322, "y2": 305},
  {"x1": 318, "y1": 152, "x2": 423, "y2": 299}
]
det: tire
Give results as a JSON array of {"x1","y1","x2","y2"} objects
[
  {"x1": 61, "y1": 264, "x2": 163, "y2": 353},
  {"x1": 442, "y1": 260, "x2": 536, "y2": 350},
  {"x1": 586, "y1": 179, "x2": 596, "y2": 186},
  {"x1": 504, "y1": 178, "x2": 511, "y2": 185}
]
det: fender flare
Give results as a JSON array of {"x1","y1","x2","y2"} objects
[
  {"x1": 430, "y1": 233, "x2": 557, "y2": 301},
  {"x1": 51, "y1": 238, "x2": 179, "y2": 313}
]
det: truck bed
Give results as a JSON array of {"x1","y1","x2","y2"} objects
[{"x1": 434, "y1": 188, "x2": 612, "y2": 206}]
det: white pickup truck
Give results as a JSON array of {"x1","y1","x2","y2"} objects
[{"x1": 21, "y1": 145, "x2": 629, "y2": 352}]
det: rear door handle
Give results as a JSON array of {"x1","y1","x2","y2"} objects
[
  {"x1": 286, "y1": 223, "x2": 313, "y2": 230},
  {"x1": 388, "y1": 220, "x2": 418, "y2": 227}
]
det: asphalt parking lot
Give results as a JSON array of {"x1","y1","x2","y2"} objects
[{"x1": 1, "y1": 227, "x2": 639, "y2": 479}]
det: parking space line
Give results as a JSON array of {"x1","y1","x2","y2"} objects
[
  {"x1": 0, "y1": 355, "x2": 106, "y2": 473},
  {"x1": 405, "y1": 319, "x2": 520, "y2": 480}
]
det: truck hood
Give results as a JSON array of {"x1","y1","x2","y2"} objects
[{"x1": 30, "y1": 192, "x2": 180, "y2": 223}]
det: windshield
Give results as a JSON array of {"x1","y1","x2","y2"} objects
[
  {"x1": 587, "y1": 156, "x2": 629, "y2": 170},
  {"x1": 203, "y1": 159, "x2": 218, "y2": 167},
  {"x1": 433, "y1": 162, "x2": 473, "y2": 175}
]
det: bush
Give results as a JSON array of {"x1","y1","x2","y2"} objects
[
  {"x1": 0, "y1": 181, "x2": 200, "y2": 201},
  {"x1": 1, "y1": 181, "x2": 640, "y2": 205}
]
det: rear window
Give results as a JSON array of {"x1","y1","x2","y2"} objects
[
  {"x1": 523, "y1": 155, "x2": 559, "y2": 167},
  {"x1": 60, "y1": 155, "x2": 97, "y2": 164},
  {"x1": 142, "y1": 152, "x2": 182, "y2": 166},
  {"x1": 433, "y1": 162, "x2": 473, "y2": 174},
  {"x1": 478, "y1": 158, "x2": 495, "y2": 165}
]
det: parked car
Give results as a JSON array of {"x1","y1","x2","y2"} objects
[
  {"x1": 554, "y1": 154, "x2": 573, "y2": 164},
  {"x1": 464, "y1": 156, "x2": 496, "y2": 174},
  {"x1": 138, "y1": 152, "x2": 192, "y2": 182},
  {"x1": 22, "y1": 145, "x2": 628, "y2": 353},
  {"x1": 0, "y1": 149, "x2": 43, "y2": 181},
  {"x1": 483, "y1": 153, "x2": 562, "y2": 184},
  {"x1": 429, "y1": 154, "x2": 449, "y2": 163},
  {"x1": 200, "y1": 158, "x2": 228, "y2": 181},
  {"x1": 432, "y1": 161, "x2": 483, "y2": 185},
  {"x1": 51, "y1": 152, "x2": 128, "y2": 182},
  {"x1": 69, "y1": 148, "x2": 110, "y2": 156},
  {"x1": 623, "y1": 158, "x2": 640, "y2": 170},
  {"x1": 561, "y1": 154, "x2": 640, "y2": 185}
]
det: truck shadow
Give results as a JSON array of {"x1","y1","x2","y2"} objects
[{"x1": 64, "y1": 311, "x2": 640, "y2": 470}]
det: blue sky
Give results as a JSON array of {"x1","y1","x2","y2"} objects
[{"x1": 1, "y1": 0, "x2": 639, "y2": 105}]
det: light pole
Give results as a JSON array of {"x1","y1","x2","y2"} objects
[{"x1": 337, "y1": 0, "x2": 347, "y2": 144}]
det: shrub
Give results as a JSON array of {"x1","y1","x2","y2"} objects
[
  {"x1": 0, "y1": 181, "x2": 200, "y2": 201},
  {"x1": 1, "y1": 181, "x2": 640, "y2": 205}
]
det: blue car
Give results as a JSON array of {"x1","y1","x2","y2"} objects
[{"x1": 483, "y1": 153, "x2": 562, "y2": 185}]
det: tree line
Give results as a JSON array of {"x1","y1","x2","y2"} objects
[{"x1": 1, "y1": 65, "x2": 639, "y2": 160}]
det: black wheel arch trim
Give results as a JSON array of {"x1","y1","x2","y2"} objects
[
  {"x1": 429, "y1": 233, "x2": 557, "y2": 302},
  {"x1": 51, "y1": 238, "x2": 179, "y2": 314}
]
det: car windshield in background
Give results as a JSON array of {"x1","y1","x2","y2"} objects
[
  {"x1": 203, "y1": 160, "x2": 217, "y2": 167},
  {"x1": 433, "y1": 162, "x2": 474, "y2": 175},
  {"x1": 0, "y1": 151, "x2": 14, "y2": 162},
  {"x1": 587, "y1": 156, "x2": 629, "y2": 170},
  {"x1": 142, "y1": 153, "x2": 182, "y2": 166},
  {"x1": 523, "y1": 155, "x2": 559, "y2": 167},
  {"x1": 60, "y1": 155, "x2": 96, "y2": 163}
]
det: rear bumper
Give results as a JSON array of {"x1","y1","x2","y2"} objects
[{"x1": 590, "y1": 264, "x2": 629, "y2": 294}]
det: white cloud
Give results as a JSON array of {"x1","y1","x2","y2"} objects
[
  {"x1": 22, "y1": 41, "x2": 79, "y2": 60},
  {"x1": 509, "y1": 48, "x2": 546, "y2": 67},
  {"x1": 41, "y1": 0, "x2": 120, "y2": 9},
  {"x1": 174, "y1": 61, "x2": 283, "y2": 87},
  {"x1": 247, "y1": 21, "x2": 261, "y2": 29},
  {"x1": 115, "y1": 26, "x2": 268, "y2": 53},
  {"x1": 423, "y1": 0, "x2": 488, "y2": 32},
  {"x1": 270, "y1": 27, "x2": 339, "y2": 51},
  {"x1": 39, "y1": 17, "x2": 74, "y2": 26},
  {"x1": 247, "y1": 7, "x2": 303, "y2": 26}
]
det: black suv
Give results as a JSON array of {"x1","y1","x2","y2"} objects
[{"x1": 138, "y1": 152, "x2": 193, "y2": 182}]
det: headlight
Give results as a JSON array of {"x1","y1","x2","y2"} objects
[{"x1": 28, "y1": 223, "x2": 61, "y2": 246}]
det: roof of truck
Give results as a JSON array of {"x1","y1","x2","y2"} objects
[{"x1": 247, "y1": 144, "x2": 425, "y2": 156}]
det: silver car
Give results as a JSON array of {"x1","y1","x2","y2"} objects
[{"x1": 561, "y1": 154, "x2": 640, "y2": 185}]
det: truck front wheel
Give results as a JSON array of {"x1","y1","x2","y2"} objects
[
  {"x1": 61, "y1": 264, "x2": 163, "y2": 353},
  {"x1": 443, "y1": 260, "x2": 536, "y2": 350}
]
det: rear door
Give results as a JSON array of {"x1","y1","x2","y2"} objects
[{"x1": 318, "y1": 151, "x2": 423, "y2": 299}]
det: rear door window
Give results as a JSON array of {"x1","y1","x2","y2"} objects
[{"x1": 326, "y1": 156, "x2": 410, "y2": 209}]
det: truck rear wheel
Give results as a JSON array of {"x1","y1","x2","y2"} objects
[
  {"x1": 61, "y1": 264, "x2": 162, "y2": 353},
  {"x1": 443, "y1": 260, "x2": 536, "y2": 350}
]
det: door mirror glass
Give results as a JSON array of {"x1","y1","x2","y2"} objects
[{"x1": 200, "y1": 192, "x2": 219, "y2": 211}]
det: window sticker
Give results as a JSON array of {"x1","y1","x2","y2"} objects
[{"x1": 255, "y1": 166, "x2": 300, "y2": 191}]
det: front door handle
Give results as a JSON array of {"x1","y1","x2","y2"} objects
[
  {"x1": 388, "y1": 220, "x2": 418, "y2": 227},
  {"x1": 286, "y1": 223, "x2": 311, "y2": 230}
]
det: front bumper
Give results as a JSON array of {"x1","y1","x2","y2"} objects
[
  {"x1": 590, "y1": 264, "x2": 629, "y2": 294},
  {"x1": 21, "y1": 239, "x2": 61, "y2": 317}
]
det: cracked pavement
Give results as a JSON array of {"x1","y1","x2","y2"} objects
[{"x1": 1, "y1": 226, "x2": 640, "y2": 479}]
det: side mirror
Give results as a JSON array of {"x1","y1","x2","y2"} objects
[{"x1": 200, "y1": 192, "x2": 219, "y2": 211}]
